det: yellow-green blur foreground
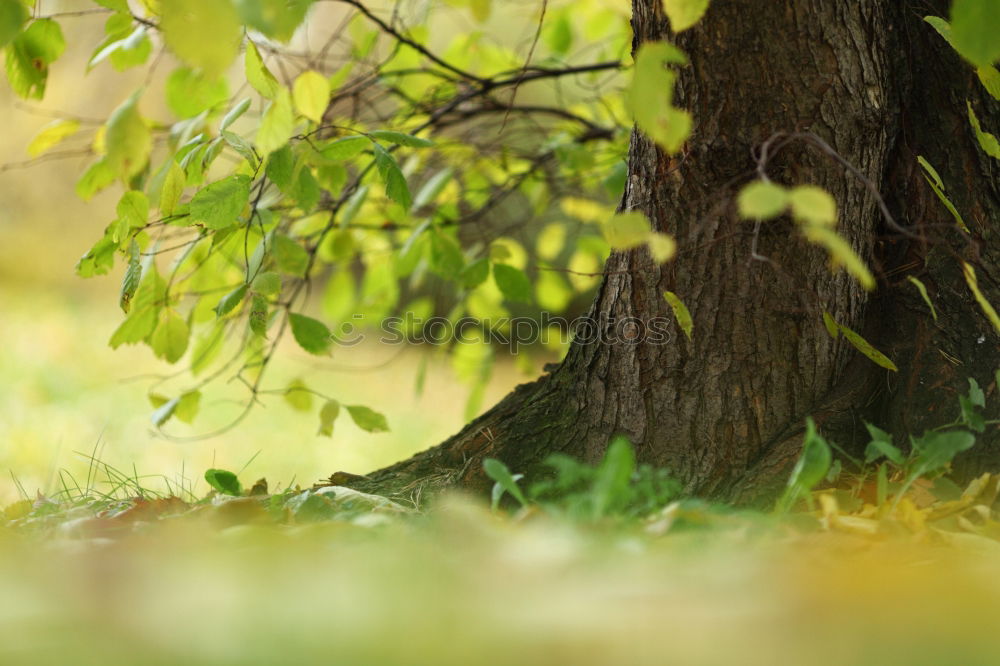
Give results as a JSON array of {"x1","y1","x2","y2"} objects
[{"x1": 3, "y1": 493, "x2": 1000, "y2": 666}]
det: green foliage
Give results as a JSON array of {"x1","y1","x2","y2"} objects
[
  {"x1": 484, "y1": 437, "x2": 682, "y2": 520},
  {"x1": 204, "y1": 468, "x2": 243, "y2": 496}
]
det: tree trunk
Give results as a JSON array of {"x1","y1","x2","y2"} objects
[{"x1": 346, "y1": 0, "x2": 1000, "y2": 506}]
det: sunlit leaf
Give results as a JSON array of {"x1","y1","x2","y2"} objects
[
  {"x1": 967, "y1": 101, "x2": 1000, "y2": 159},
  {"x1": 0, "y1": 0, "x2": 28, "y2": 50},
  {"x1": 789, "y1": 185, "x2": 836, "y2": 226},
  {"x1": 245, "y1": 39, "x2": 281, "y2": 99},
  {"x1": 950, "y1": 0, "x2": 1000, "y2": 67},
  {"x1": 602, "y1": 211, "x2": 651, "y2": 249},
  {"x1": 189, "y1": 175, "x2": 251, "y2": 230},
  {"x1": 284, "y1": 378, "x2": 313, "y2": 411},
  {"x1": 4, "y1": 18, "x2": 65, "y2": 99},
  {"x1": 663, "y1": 291, "x2": 693, "y2": 340},
  {"x1": 662, "y1": 0, "x2": 710, "y2": 32},
  {"x1": 150, "y1": 309, "x2": 190, "y2": 364},
  {"x1": 105, "y1": 92, "x2": 151, "y2": 179},
  {"x1": 738, "y1": 180, "x2": 788, "y2": 220},
  {"x1": 27, "y1": 119, "x2": 79, "y2": 157},
  {"x1": 778, "y1": 417, "x2": 831, "y2": 511},
  {"x1": 160, "y1": 0, "x2": 242, "y2": 76},
  {"x1": 292, "y1": 69, "x2": 330, "y2": 123},
  {"x1": 256, "y1": 89, "x2": 296, "y2": 157}
]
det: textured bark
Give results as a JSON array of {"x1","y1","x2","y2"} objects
[{"x1": 345, "y1": 0, "x2": 1000, "y2": 506}]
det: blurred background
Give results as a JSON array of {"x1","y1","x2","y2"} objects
[{"x1": 0, "y1": 0, "x2": 628, "y2": 503}]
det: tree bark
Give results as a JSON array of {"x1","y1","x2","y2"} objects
[{"x1": 346, "y1": 0, "x2": 1000, "y2": 506}]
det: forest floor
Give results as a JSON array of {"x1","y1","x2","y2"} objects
[{"x1": 4, "y1": 454, "x2": 1000, "y2": 666}]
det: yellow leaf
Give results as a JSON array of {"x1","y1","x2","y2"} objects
[
  {"x1": 602, "y1": 211, "x2": 651, "y2": 249},
  {"x1": 663, "y1": 291, "x2": 693, "y2": 340},
  {"x1": 800, "y1": 224, "x2": 875, "y2": 290},
  {"x1": 647, "y1": 232, "x2": 677, "y2": 263},
  {"x1": 661, "y1": 0, "x2": 710, "y2": 32},
  {"x1": 292, "y1": 70, "x2": 330, "y2": 123},
  {"x1": 27, "y1": 119, "x2": 80, "y2": 157},
  {"x1": 963, "y1": 261, "x2": 1000, "y2": 334},
  {"x1": 789, "y1": 185, "x2": 837, "y2": 226},
  {"x1": 737, "y1": 180, "x2": 788, "y2": 220}
]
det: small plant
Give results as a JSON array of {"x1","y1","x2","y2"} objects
[
  {"x1": 483, "y1": 436, "x2": 682, "y2": 521},
  {"x1": 781, "y1": 375, "x2": 996, "y2": 512}
]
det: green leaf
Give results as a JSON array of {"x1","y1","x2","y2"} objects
[
  {"x1": 778, "y1": 417, "x2": 832, "y2": 511},
  {"x1": 483, "y1": 458, "x2": 527, "y2": 509},
  {"x1": 663, "y1": 291, "x2": 693, "y2": 340},
  {"x1": 159, "y1": 161, "x2": 186, "y2": 216},
  {"x1": 251, "y1": 271, "x2": 281, "y2": 296},
  {"x1": 788, "y1": 185, "x2": 836, "y2": 226},
  {"x1": 320, "y1": 135, "x2": 370, "y2": 160},
  {"x1": 109, "y1": 268, "x2": 165, "y2": 347},
  {"x1": 977, "y1": 65, "x2": 1000, "y2": 100},
  {"x1": 116, "y1": 190, "x2": 149, "y2": 230},
  {"x1": 918, "y1": 156, "x2": 970, "y2": 233},
  {"x1": 189, "y1": 175, "x2": 251, "y2": 230},
  {"x1": 204, "y1": 468, "x2": 243, "y2": 496},
  {"x1": 292, "y1": 69, "x2": 330, "y2": 123},
  {"x1": 601, "y1": 211, "x2": 651, "y2": 249},
  {"x1": 27, "y1": 119, "x2": 79, "y2": 157},
  {"x1": 963, "y1": 261, "x2": 1000, "y2": 335},
  {"x1": 4, "y1": 18, "x2": 65, "y2": 99},
  {"x1": 950, "y1": 0, "x2": 1000, "y2": 67},
  {"x1": 967, "y1": 101, "x2": 1000, "y2": 159},
  {"x1": 428, "y1": 232, "x2": 464, "y2": 278},
  {"x1": 151, "y1": 396, "x2": 179, "y2": 427},
  {"x1": 822, "y1": 311, "x2": 839, "y2": 338},
  {"x1": 284, "y1": 378, "x2": 313, "y2": 411},
  {"x1": 150, "y1": 309, "x2": 190, "y2": 364},
  {"x1": 459, "y1": 257, "x2": 490, "y2": 289},
  {"x1": 234, "y1": 0, "x2": 314, "y2": 42},
  {"x1": 0, "y1": 0, "x2": 28, "y2": 50},
  {"x1": 627, "y1": 42, "x2": 690, "y2": 154},
  {"x1": 161, "y1": 0, "x2": 241, "y2": 76},
  {"x1": 799, "y1": 224, "x2": 875, "y2": 290},
  {"x1": 265, "y1": 143, "x2": 294, "y2": 188},
  {"x1": 174, "y1": 391, "x2": 201, "y2": 424},
  {"x1": 911, "y1": 430, "x2": 976, "y2": 476},
  {"x1": 105, "y1": 92, "x2": 151, "y2": 179},
  {"x1": 738, "y1": 180, "x2": 788, "y2": 220},
  {"x1": 493, "y1": 263, "x2": 533, "y2": 304},
  {"x1": 221, "y1": 131, "x2": 259, "y2": 168},
  {"x1": 120, "y1": 241, "x2": 141, "y2": 313},
  {"x1": 662, "y1": 0, "x2": 710, "y2": 32},
  {"x1": 591, "y1": 436, "x2": 636, "y2": 518},
  {"x1": 249, "y1": 293, "x2": 269, "y2": 337},
  {"x1": 346, "y1": 405, "x2": 389, "y2": 433},
  {"x1": 370, "y1": 130, "x2": 434, "y2": 147},
  {"x1": 256, "y1": 88, "x2": 296, "y2": 157},
  {"x1": 165, "y1": 67, "x2": 229, "y2": 119},
  {"x1": 968, "y1": 377, "x2": 986, "y2": 408},
  {"x1": 829, "y1": 317, "x2": 897, "y2": 371},
  {"x1": 90, "y1": 22, "x2": 152, "y2": 72},
  {"x1": 213, "y1": 285, "x2": 248, "y2": 317},
  {"x1": 907, "y1": 276, "x2": 937, "y2": 321},
  {"x1": 289, "y1": 313, "x2": 332, "y2": 354},
  {"x1": 273, "y1": 234, "x2": 310, "y2": 276},
  {"x1": 318, "y1": 399, "x2": 340, "y2": 437},
  {"x1": 245, "y1": 40, "x2": 282, "y2": 99},
  {"x1": 220, "y1": 97, "x2": 252, "y2": 131},
  {"x1": 863, "y1": 423, "x2": 904, "y2": 465},
  {"x1": 413, "y1": 167, "x2": 453, "y2": 210},
  {"x1": 76, "y1": 159, "x2": 117, "y2": 201},
  {"x1": 372, "y1": 144, "x2": 412, "y2": 209}
]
